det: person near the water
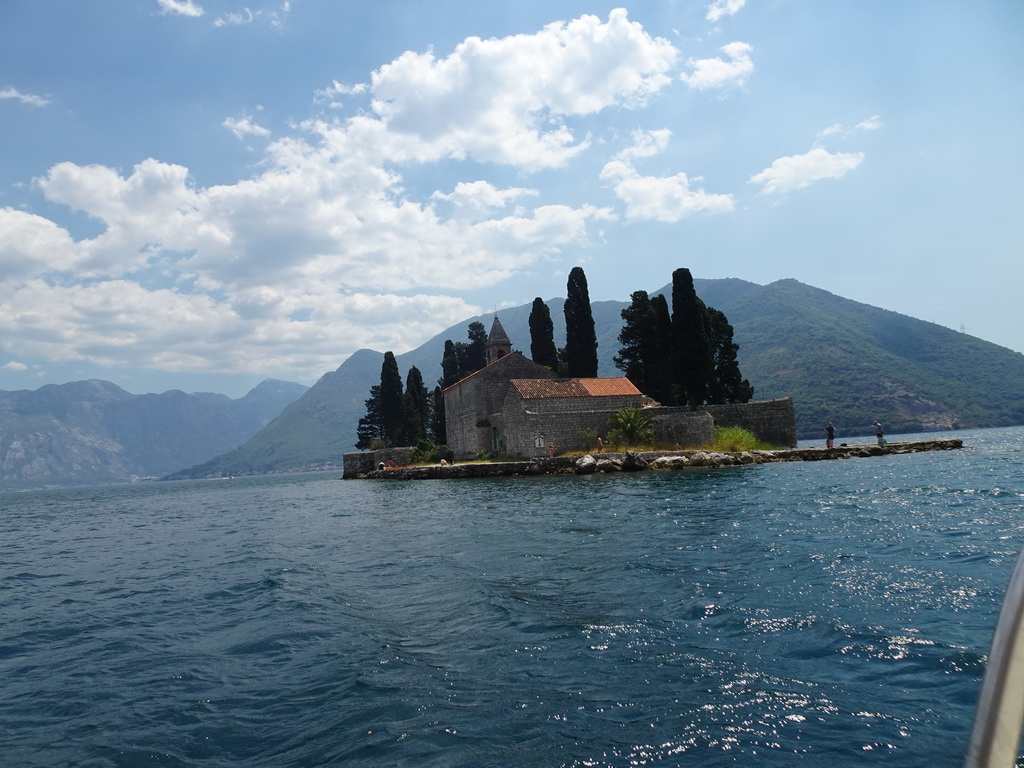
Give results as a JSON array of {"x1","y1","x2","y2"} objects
[
  {"x1": 873, "y1": 421, "x2": 884, "y2": 445},
  {"x1": 825, "y1": 421, "x2": 835, "y2": 449}
]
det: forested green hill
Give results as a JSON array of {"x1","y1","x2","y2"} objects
[{"x1": 713, "y1": 279, "x2": 1024, "y2": 439}]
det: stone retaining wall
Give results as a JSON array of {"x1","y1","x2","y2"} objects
[{"x1": 707, "y1": 397, "x2": 797, "y2": 448}]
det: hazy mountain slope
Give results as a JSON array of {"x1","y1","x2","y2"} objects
[
  {"x1": 165, "y1": 350, "x2": 380, "y2": 479},
  {"x1": 0, "y1": 378, "x2": 307, "y2": 490},
  {"x1": 170, "y1": 276, "x2": 1024, "y2": 478}
]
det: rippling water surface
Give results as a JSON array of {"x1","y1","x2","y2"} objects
[{"x1": 3, "y1": 427, "x2": 1024, "y2": 766}]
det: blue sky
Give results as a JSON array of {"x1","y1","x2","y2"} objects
[{"x1": 2, "y1": 1, "x2": 1022, "y2": 397}]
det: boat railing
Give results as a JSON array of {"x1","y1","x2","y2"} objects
[{"x1": 965, "y1": 545, "x2": 1024, "y2": 766}]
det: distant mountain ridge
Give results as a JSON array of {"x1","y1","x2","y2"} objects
[
  {"x1": 0, "y1": 378, "x2": 307, "y2": 490},
  {"x1": 173, "y1": 277, "x2": 1024, "y2": 479}
]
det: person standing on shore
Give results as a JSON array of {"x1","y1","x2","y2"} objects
[
  {"x1": 825, "y1": 421, "x2": 835, "y2": 449},
  {"x1": 873, "y1": 421, "x2": 884, "y2": 445}
]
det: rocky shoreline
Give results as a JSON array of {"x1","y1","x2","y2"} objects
[{"x1": 347, "y1": 438, "x2": 963, "y2": 480}]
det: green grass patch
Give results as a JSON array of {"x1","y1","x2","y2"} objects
[{"x1": 713, "y1": 425, "x2": 774, "y2": 452}]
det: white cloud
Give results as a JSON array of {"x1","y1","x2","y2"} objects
[
  {"x1": 612, "y1": 128, "x2": 673, "y2": 162},
  {"x1": 0, "y1": 87, "x2": 51, "y2": 107},
  {"x1": 214, "y1": 9, "x2": 254, "y2": 27},
  {"x1": 856, "y1": 114, "x2": 883, "y2": 131},
  {"x1": 314, "y1": 80, "x2": 368, "y2": 108},
  {"x1": 681, "y1": 41, "x2": 753, "y2": 91},
  {"x1": 368, "y1": 8, "x2": 678, "y2": 169},
  {"x1": 599, "y1": 129, "x2": 734, "y2": 221},
  {"x1": 0, "y1": 208, "x2": 79, "y2": 278},
  {"x1": 601, "y1": 162, "x2": 734, "y2": 223},
  {"x1": 749, "y1": 147, "x2": 864, "y2": 195},
  {"x1": 432, "y1": 181, "x2": 539, "y2": 222},
  {"x1": 706, "y1": 0, "x2": 746, "y2": 23},
  {"x1": 2, "y1": 10, "x2": 677, "y2": 380},
  {"x1": 817, "y1": 115, "x2": 883, "y2": 139},
  {"x1": 2, "y1": 361, "x2": 28, "y2": 372},
  {"x1": 223, "y1": 115, "x2": 271, "y2": 140},
  {"x1": 157, "y1": 0, "x2": 203, "y2": 18}
]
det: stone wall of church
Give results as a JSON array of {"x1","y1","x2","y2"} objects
[{"x1": 444, "y1": 354, "x2": 555, "y2": 459}]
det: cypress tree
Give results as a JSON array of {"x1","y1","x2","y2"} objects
[
  {"x1": 379, "y1": 351, "x2": 405, "y2": 446},
  {"x1": 706, "y1": 307, "x2": 754, "y2": 404},
  {"x1": 614, "y1": 290, "x2": 657, "y2": 392},
  {"x1": 355, "y1": 385, "x2": 382, "y2": 449},
  {"x1": 402, "y1": 365, "x2": 430, "y2": 444},
  {"x1": 564, "y1": 266, "x2": 598, "y2": 378},
  {"x1": 465, "y1": 321, "x2": 488, "y2": 373},
  {"x1": 440, "y1": 339, "x2": 462, "y2": 388},
  {"x1": 616, "y1": 290, "x2": 676, "y2": 405},
  {"x1": 429, "y1": 386, "x2": 447, "y2": 445},
  {"x1": 528, "y1": 297, "x2": 559, "y2": 370},
  {"x1": 670, "y1": 268, "x2": 713, "y2": 409},
  {"x1": 649, "y1": 293, "x2": 675, "y2": 405}
]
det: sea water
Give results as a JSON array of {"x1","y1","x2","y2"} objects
[{"x1": 2, "y1": 427, "x2": 1024, "y2": 767}]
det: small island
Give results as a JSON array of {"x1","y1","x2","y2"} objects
[{"x1": 345, "y1": 438, "x2": 963, "y2": 480}]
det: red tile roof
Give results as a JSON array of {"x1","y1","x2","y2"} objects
[{"x1": 509, "y1": 377, "x2": 641, "y2": 399}]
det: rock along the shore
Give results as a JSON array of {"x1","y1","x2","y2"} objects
[{"x1": 347, "y1": 439, "x2": 963, "y2": 480}]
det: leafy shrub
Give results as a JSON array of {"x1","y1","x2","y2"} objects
[
  {"x1": 410, "y1": 439, "x2": 437, "y2": 464},
  {"x1": 606, "y1": 408, "x2": 655, "y2": 449}
]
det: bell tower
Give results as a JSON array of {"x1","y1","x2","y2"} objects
[{"x1": 484, "y1": 315, "x2": 512, "y2": 365}]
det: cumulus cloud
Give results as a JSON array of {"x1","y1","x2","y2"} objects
[
  {"x1": 2, "y1": 9, "x2": 678, "y2": 381},
  {"x1": 749, "y1": 147, "x2": 864, "y2": 195},
  {"x1": 157, "y1": 0, "x2": 203, "y2": 18},
  {"x1": 600, "y1": 131, "x2": 734, "y2": 222},
  {"x1": 368, "y1": 8, "x2": 678, "y2": 169},
  {"x1": 601, "y1": 161, "x2": 735, "y2": 222},
  {"x1": 0, "y1": 87, "x2": 51, "y2": 107},
  {"x1": 2, "y1": 361, "x2": 28, "y2": 372},
  {"x1": 706, "y1": 0, "x2": 746, "y2": 23},
  {"x1": 681, "y1": 41, "x2": 753, "y2": 90}
]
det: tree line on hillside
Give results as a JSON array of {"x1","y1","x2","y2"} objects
[{"x1": 355, "y1": 266, "x2": 751, "y2": 450}]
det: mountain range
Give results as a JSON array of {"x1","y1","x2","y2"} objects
[
  {"x1": 0, "y1": 378, "x2": 307, "y2": 491},
  {"x1": 169, "y1": 277, "x2": 1024, "y2": 479}
]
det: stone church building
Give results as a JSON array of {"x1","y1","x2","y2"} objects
[{"x1": 443, "y1": 316, "x2": 796, "y2": 460}]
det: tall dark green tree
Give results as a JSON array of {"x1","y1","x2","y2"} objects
[
  {"x1": 649, "y1": 293, "x2": 675, "y2": 405},
  {"x1": 706, "y1": 307, "x2": 754, "y2": 404},
  {"x1": 564, "y1": 266, "x2": 598, "y2": 378},
  {"x1": 615, "y1": 290, "x2": 675, "y2": 405},
  {"x1": 465, "y1": 321, "x2": 488, "y2": 373},
  {"x1": 671, "y1": 268, "x2": 714, "y2": 409},
  {"x1": 401, "y1": 365, "x2": 430, "y2": 444},
  {"x1": 614, "y1": 290, "x2": 658, "y2": 390},
  {"x1": 528, "y1": 297, "x2": 559, "y2": 370},
  {"x1": 439, "y1": 322, "x2": 490, "y2": 388},
  {"x1": 355, "y1": 384, "x2": 382, "y2": 449},
  {"x1": 440, "y1": 339, "x2": 462, "y2": 388},
  {"x1": 379, "y1": 351, "x2": 405, "y2": 445},
  {"x1": 429, "y1": 386, "x2": 447, "y2": 445}
]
